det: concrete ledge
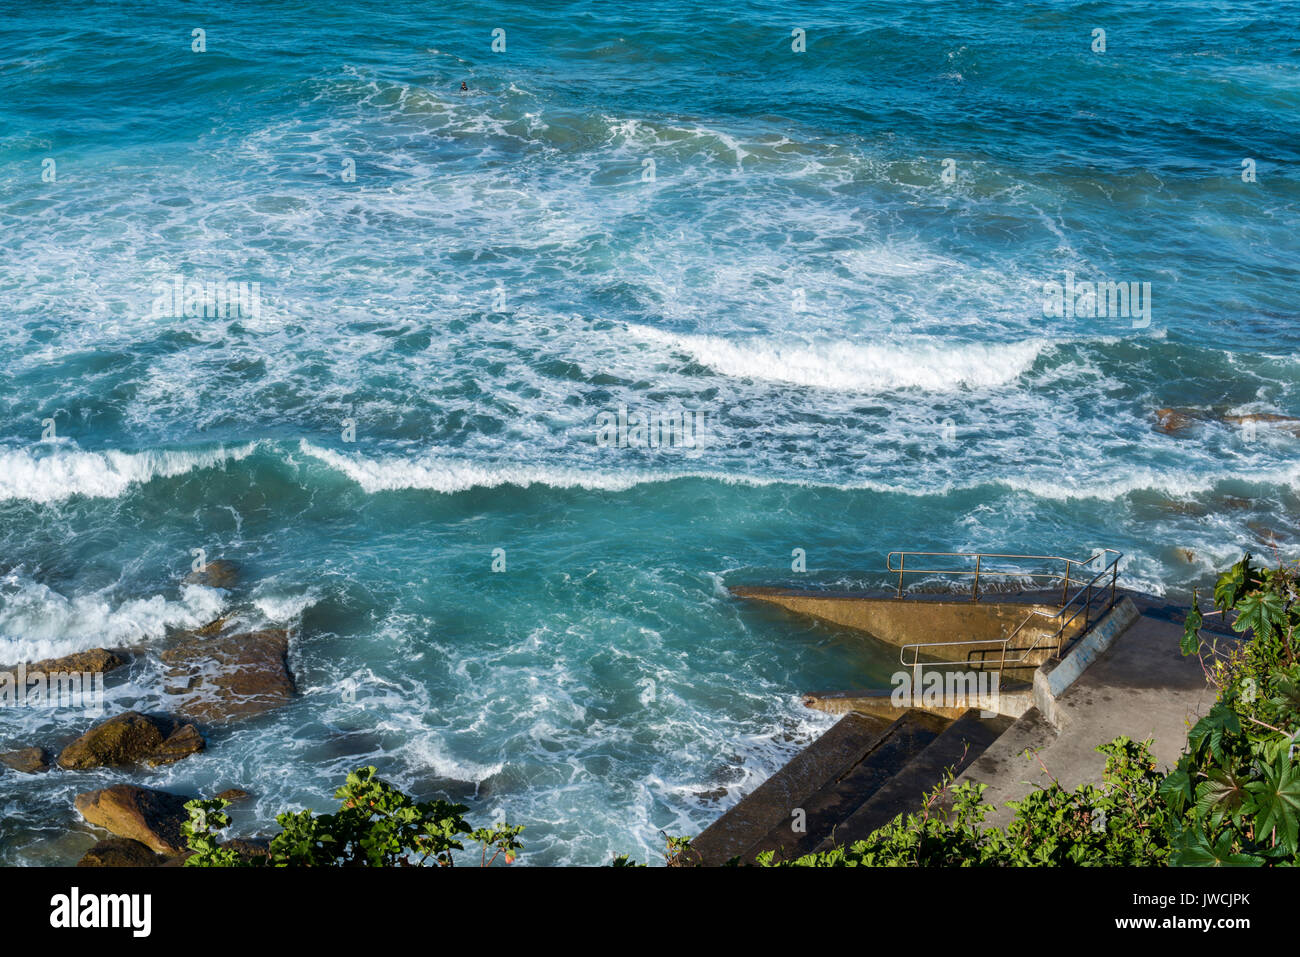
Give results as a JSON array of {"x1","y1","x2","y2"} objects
[
  {"x1": 1032, "y1": 597, "x2": 1139, "y2": 728},
  {"x1": 804, "y1": 688, "x2": 1035, "y2": 721}
]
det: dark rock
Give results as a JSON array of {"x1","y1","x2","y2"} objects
[
  {"x1": 57, "y1": 711, "x2": 202, "y2": 770},
  {"x1": 223, "y1": 837, "x2": 271, "y2": 862},
  {"x1": 147, "y1": 723, "x2": 205, "y2": 767},
  {"x1": 74, "y1": 784, "x2": 192, "y2": 855},
  {"x1": 215, "y1": 788, "x2": 250, "y2": 803},
  {"x1": 183, "y1": 559, "x2": 239, "y2": 589},
  {"x1": 57, "y1": 712, "x2": 170, "y2": 770},
  {"x1": 0, "y1": 746, "x2": 50, "y2": 773},
  {"x1": 77, "y1": 837, "x2": 162, "y2": 867},
  {"x1": 161, "y1": 629, "x2": 294, "y2": 723},
  {"x1": 1154, "y1": 407, "x2": 1203, "y2": 434}
]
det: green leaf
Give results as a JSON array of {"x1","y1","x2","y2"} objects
[
  {"x1": 1233, "y1": 590, "x2": 1287, "y2": 640},
  {"x1": 1174, "y1": 828, "x2": 1264, "y2": 867},
  {"x1": 1246, "y1": 754, "x2": 1300, "y2": 854},
  {"x1": 1214, "y1": 554, "x2": 1253, "y2": 612},
  {"x1": 1182, "y1": 595, "x2": 1203, "y2": 656}
]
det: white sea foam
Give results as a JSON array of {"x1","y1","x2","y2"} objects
[
  {"x1": 253, "y1": 591, "x2": 319, "y2": 622},
  {"x1": 0, "y1": 578, "x2": 227, "y2": 663},
  {"x1": 626, "y1": 326, "x2": 1048, "y2": 392},
  {"x1": 301, "y1": 439, "x2": 1300, "y2": 504},
  {"x1": 0, "y1": 443, "x2": 258, "y2": 503}
]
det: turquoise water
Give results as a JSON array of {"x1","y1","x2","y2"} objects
[{"x1": 1, "y1": 1, "x2": 1297, "y2": 864}]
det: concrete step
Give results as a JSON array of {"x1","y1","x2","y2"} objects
[
  {"x1": 692, "y1": 711, "x2": 896, "y2": 866},
  {"x1": 810, "y1": 708, "x2": 1014, "y2": 853},
  {"x1": 735, "y1": 709, "x2": 951, "y2": 864}
]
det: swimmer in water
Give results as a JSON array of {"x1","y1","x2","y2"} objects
[{"x1": 460, "y1": 81, "x2": 468, "y2": 92}]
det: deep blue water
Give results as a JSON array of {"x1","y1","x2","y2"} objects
[{"x1": 1, "y1": 1, "x2": 1298, "y2": 864}]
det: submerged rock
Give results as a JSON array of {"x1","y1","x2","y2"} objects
[
  {"x1": 74, "y1": 784, "x2": 192, "y2": 855},
  {"x1": 1154, "y1": 407, "x2": 1203, "y2": 434},
  {"x1": 183, "y1": 559, "x2": 239, "y2": 589},
  {"x1": 215, "y1": 788, "x2": 250, "y2": 803},
  {"x1": 56, "y1": 711, "x2": 204, "y2": 770},
  {"x1": 0, "y1": 746, "x2": 50, "y2": 773},
  {"x1": 161, "y1": 629, "x2": 294, "y2": 723},
  {"x1": 77, "y1": 837, "x2": 162, "y2": 867}
]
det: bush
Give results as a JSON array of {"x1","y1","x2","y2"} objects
[{"x1": 183, "y1": 766, "x2": 523, "y2": 867}]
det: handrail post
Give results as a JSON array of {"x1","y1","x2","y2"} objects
[
  {"x1": 972, "y1": 554, "x2": 981, "y2": 602},
  {"x1": 1110, "y1": 558, "x2": 1118, "y2": 609},
  {"x1": 1061, "y1": 560, "x2": 1071, "y2": 607},
  {"x1": 897, "y1": 553, "x2": 904, "y2": 599},
  {"x1": 1084, "y1": 583, "x2": 1092, "y2": 630}
]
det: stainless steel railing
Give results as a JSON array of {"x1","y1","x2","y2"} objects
[{"x1": 897, "y1": 549, "x2": 1123, "y2": 676}]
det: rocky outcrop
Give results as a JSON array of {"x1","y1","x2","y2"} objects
[
  {"x1": 148, "y1": 723, "x2": 206, "y2": 766},
  {"x1": 183, "y1": 559, "x2": 239, "y2": 589},
  {"x1": 56, "y1": 711, "x2": 204, "y2": 770},
  {"x1": 0, "y1": 747, "x2": 49, "y2": 773},
  {"x1": 1154, "y1": 407, "x2": 1204, "y2": 434},
  {"x1": 1156, "y1": 407, "x2": 1300, "y2": 437},
  {"x1": 74, "y1": 784, "x2": 192, "y2": 855},
  {"x1": 77, "y1": 837, "x2": 162, "y2": 867},
  {"x1": 161, "y1": 629, "x2": 294, "y2": 723},
  {"x1": 1, "y1": 648, "x2": 128, "y2": 679},
  {"x1": 215, "y1": 788, "x2": 250, "y2": 803}
]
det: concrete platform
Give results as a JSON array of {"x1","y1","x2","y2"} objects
[{"x1": 952, "y1": 611, "x2": 1217, "y2": 828}]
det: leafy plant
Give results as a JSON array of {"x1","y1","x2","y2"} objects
[{"x1": 184, "y1": 766, "x2": 523, "y2": 867}]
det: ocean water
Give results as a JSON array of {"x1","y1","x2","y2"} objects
[{"x1": 0, "y1": 1, "x2": 1297, "y2": 865}]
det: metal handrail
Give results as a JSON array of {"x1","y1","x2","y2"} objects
[
  {"x1": 886, "y1": 549, "x2": 1096, "y2": 602},
  {"x1": 897, "y1": 549, "x2": 1123, "y2": 676}
]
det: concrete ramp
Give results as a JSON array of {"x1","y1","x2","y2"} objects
[{"x1": 731, "y1": 587, "x2": 1077, "y2": 674}]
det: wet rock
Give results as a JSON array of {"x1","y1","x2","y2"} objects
[
  {"x1": 223, "y1": 837, "x2": 271, "y2": 862},
  {"x1": 215, "y1": 788, "x2": 250, "y2": 803},
  {"x1": 183, "y1": 559, "x2": 239, "y2": 589},
  {"x1": 77, "y1": 837, "x2": 162, "y2": 867},
  {"x1": 161, "y1": 629, "x2": 294, "y2": 723},
  {"x1": 173, "y1": 617, "x2": 227, "y2": 640},
  {"x1": 1247, "y1": 522, "x2": 1287, "y2": 547},
  {"x1": 57, "y1": 711, "x2": 204, "y2": 770},
  {"x1": 1, "y1": 648, "x2": 128, "y2": 678},
  {"x1": 147, "y1": 723, "x2": 206, "y2": 767},
  {"x1": 74, "y1": 784, "x2": 192, "y2": 855},
  {"x1": 1154, "y1": 407, "x2": 1204, "y2": 434},
  {"x1": 1223, "y1": 412, "x2": 1300, "y2": 435},
  {"x1": 0, "y1": 746, "x2": 50, "y2": 773}
]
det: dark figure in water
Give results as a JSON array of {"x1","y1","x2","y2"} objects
[{"x1": 460, "y1": 81, "x2": 468, "y2": 92}]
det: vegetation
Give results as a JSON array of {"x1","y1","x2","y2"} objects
[{"x1": 183, "y1": 766, "x2": 523, "y2": 867}]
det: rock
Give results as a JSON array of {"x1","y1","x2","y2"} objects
[
  {"x1": 174, "y1": 617, "x2": 227, "y2": 640},
  {"x1": 1247, "y1": 522, "x2": 1286, "y2": 547},
  {"x1": 58, "y1": 712, "x2": 168, "y2": 770},
  {"x1": 56, "y1": 711, "x2": 204, "y2": 770},
  {"x1": 147, "y1": 723, "x2": 206, "y2": 767},
  {"x1": 1, "y1": 648, "x2": 128, "y2": 680},
  {"x1": 183, "y1": 559, "x2": 239, "y2": 589},
  {"x1": 161, "y1": 629, "x2": 294, "y2": 723},
  {"x1": 223, "y1": 837, "x2": 271, "y2": 862},
  {"x1": 0, "y1": 746, "x2": 50, "y2": 773},
  {"x1": 1154, "y1": 407, "x2": 1203, "y2": 434},
  {"x1": 215, "y1": 788, "x2": 250, "y2": 803},
  {"x1": 77, "y1": 837, "x2": 162, "y2": 867},
  {"x1": 74, "y1": 785, "x2": 192, "y2": 855},
  {"x1": 1223, "y1": 412, "x2": 1300, "y2": 436}
]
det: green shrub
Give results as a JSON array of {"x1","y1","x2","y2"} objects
[{"x1": 183, "y1": 766, "x2": 523, "y2": 867}]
